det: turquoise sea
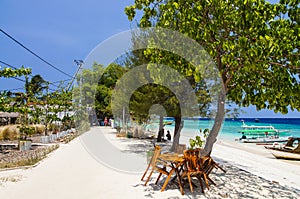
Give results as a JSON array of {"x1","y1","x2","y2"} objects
[{"x1": 157, "y1": 118, "x2": 300, "y2": 142}]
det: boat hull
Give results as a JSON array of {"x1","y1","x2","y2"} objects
[
  {"x1": 240, "y1": 137, "x2": 288, "y2": 143},
  {"x1": 265, "y1": 148, "x2": 300, "y2": 160}
]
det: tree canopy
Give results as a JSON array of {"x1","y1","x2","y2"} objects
[{"x1": 125, "y1": 0, "x2": 300, "y2": 154}]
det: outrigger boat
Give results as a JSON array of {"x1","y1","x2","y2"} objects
[
  {"x1": 163, "y1": 118, "x2": 174, "y2": 125},
  {"x1": 265, "y1": 137, "x2": 300, "y2": 160},
  {"x1": 238, "y1": 122, "x2": 289, "y2": 143},
  {"x1": 163, "y1": 121, "x2": 173, "y2": 125}
]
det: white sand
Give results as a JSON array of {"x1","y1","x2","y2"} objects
[
  {"x1": 0, "y1": 126, "x2": 299, "y2": 199},
  {"x1": 212, "y1": 140, "x2": 300, "y2": 190}
]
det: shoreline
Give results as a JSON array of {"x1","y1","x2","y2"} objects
[{"x1": 0, "y1": 127, "x2": 299, "y2": 198}]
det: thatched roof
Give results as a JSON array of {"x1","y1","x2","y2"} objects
[{"x1": 0, "y1": 112, "x2": 20, "y2": 118}]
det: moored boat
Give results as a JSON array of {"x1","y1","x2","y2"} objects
[
  {"x1": 240, "y1": 137, "x2": 289, "y2": 143},
  {"x1": 163, "y1": 121, "x2": 173, "y2": 125},
  {"x1": 163, "y1": 118, "x2": 174, "y2": 125},
  {"x1": 265, "y1": 137, "x2": 300, "y2": 160},
  {"x1": 238, "y1": 122, "x2": 290, "y2": 143}
]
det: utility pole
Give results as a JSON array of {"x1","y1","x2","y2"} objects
[
  {"x1": 74, "y1": 60, "x2": 84, "y2": 107},
  {"x1": 66, "y1": 60, "x2": 84, "y2": 91}
]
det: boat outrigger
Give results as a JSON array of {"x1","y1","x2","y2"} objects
[
  {"x1": 265, "y1": 137, "x2": 300, "y2": 160},
  {"x1": 238, "y1": 122, "x2": 289, "y2": 143}
]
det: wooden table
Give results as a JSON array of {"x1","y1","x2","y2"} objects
[{"x1": 158, "y1": 153, "x2": 186, "y2": 195}]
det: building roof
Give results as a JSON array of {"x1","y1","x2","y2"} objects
[{"x1": 0, "y1": 112, "x2": 20, "y2": 118}]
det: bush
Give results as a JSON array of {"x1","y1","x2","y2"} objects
[
  {"x1": 0, "y1": 124, "x2": 47, "y2": 141},
  {"x1": 32, "y1": 124, "x2": 45, "y2": 134},
  {"x1": 0, "y1": 126, "x2": 4, "y2": 140},
  {"x1": 49, "y1": 123, "x2": 60, "y2": 133},
  {"x1": 77, "y1": 121, "x2": 90, "y2": 133},
  {"x1": 1, "y1": 125, "x2": 20, "y2": 140}
]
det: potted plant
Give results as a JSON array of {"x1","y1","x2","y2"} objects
[
  {"x1": 116, "y1": 126, "x2": 121, "y2": 133},
  {"x1": 18, "y1": 124, "x2": 35, "y2": 151},
  {"x1": 189, "y1": 128, "x2": 209, "y2": 149}
]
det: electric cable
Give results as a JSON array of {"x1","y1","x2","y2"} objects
[
  {"x1": 0, "y1": 28, "x2": 73, "y2": 78},
  {"x1": 0, "y1": 60, "x2": 71, "y2": 89}
]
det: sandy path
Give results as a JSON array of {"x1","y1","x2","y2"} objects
[{"x1": 0, "y1": 130, "x2": 141, "y2": 199}]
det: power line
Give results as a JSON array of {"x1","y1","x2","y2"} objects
[
  {"x1": 1, "y1": 62, "x2": 71, "y2": 93},
  {"x1": 49, "y1": 79, "x2": 72, "y2": 86},
  {"x1": 0, "y1": 86, "x2": 57, "y2": 92},
  {"x1": 0, "y1": 87, "x2": 23, "y2": 92},
  {"x1": 0, "y1": 28, "x2": 73, "y2": 78},
  {"x1": 12, "y1": 76, "x2": 26, "y2": 83},
  {"x1": 66, "y1": 60, "x2": 83, "y2": 91},
  {"x1": 0, "y1": 61, "x2": 27, "y2": 83},
  {"x1": 0, "y1": 60, "x2": 71, "y2": 89},
  {"x1": 0, "y1": 60, "x2": 32, "y2": 85},
  {"x1": 0, "y1": 60, "x2": 20, "y2": 70}
]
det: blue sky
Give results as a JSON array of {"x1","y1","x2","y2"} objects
[{"x1": 0, "y1": 0, "x2": 299, "y2": 118}]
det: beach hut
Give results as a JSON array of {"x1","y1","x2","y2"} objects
[{"x1": 0, "y1": 112, "x2": 20, "y2": 125}]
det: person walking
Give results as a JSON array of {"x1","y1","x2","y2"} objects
[{"x1": 104, "y1": 117, "x2": 108, "y2": 127}]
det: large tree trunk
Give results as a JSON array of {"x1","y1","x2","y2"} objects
[
  {"x1": 171, "y1": 116, "x2": 183, "y2": 151},
  {"x1": 202, "y1": 88, "x2": 226, "y2": 156}
]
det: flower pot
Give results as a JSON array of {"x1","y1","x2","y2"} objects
[
  {"x1": 19, "y1": 140, "x2": 32, "y2": 151},
  {"x1": 41, "y1": 136, "x2": 50, "y2": 143}
]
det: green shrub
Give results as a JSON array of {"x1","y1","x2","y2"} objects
[{"x1": 2, "y1": 125, "x2": 19, "y2": 140}]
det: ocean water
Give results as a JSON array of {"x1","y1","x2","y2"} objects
[{"x1": 158, "y1": 118, "x2": 300, "y2": 142}]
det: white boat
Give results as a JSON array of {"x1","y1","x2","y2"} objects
[
  {"x1": 265, "y1": 138, "x2": 300, "y2": 160},
  {"x1": 240, "y1": 137, "x2": 289, "y2": 143},
  {"x1": 238, "y1": 122, "x2": 289, "y2": 143},
  {"x1": 266, "y1": 149, "x2": 300, "y2": 160}
]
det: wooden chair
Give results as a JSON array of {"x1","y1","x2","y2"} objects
[
  {"x1": 141, "y1": 145, "x2": 170, "y2": 186},
  {"x1": 201, "y1": 155, "x2": 226, "y2": 187},
  {"x1": 181, "y1": 148, "x2": 209, "y2": 193}
]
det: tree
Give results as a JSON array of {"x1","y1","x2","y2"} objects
[
  {"x1": 0, "y1": 66, "x2": 32, "y2": 115},
  {"x1": 26, "y1": 74, "x2": 46, "y2": 97},
  {"x1": 73, "y1": 62, "x2": 126, "y2": 126},
  {"x1": 112, "y1": 26, "x2": 212, "y2": 146},
  {"x1": 0, "y1": 66, "x2": 34, "y2": 139},
  {"x1": 129, "y1": 83, "x2": 181, "y2": 142},
  {"x1": 96, "y1": 63, "x2": 126, "y2": 120},
  {"x1": 125, "y1": 0, "x2": 299, "y2": 155},
  {"x1": 0, "y1": 66, "x2": 31, "y2": 79},
  {"x1": 71, "y1": 62, "x2": 105, "y2": 129}
]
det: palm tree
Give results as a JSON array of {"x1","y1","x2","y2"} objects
[{"x1": 25, "y1": 74, "x2": 46, "y2": 97}]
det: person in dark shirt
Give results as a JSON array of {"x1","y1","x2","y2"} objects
[
  {"x1": 166, "y1": 130, "x2": 171, "y2": 141},
  {"x1": 240, "y1": 132, "x2": 247, "y2": 140}
]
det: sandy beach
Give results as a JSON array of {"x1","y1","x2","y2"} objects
[{"x1": 0, "y1": 126, "x2": 299, "y2": 199}]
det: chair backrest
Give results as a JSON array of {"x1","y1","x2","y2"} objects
[
  {"x1": 150, "y1": 145, "x2": 162, "y2": 167},
  {"x1": 183, "y1": 148, "x2": 201, "y2": 171},
  {"x1": 200, "y1": 155, "x2": 214, "y2": 173}
]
